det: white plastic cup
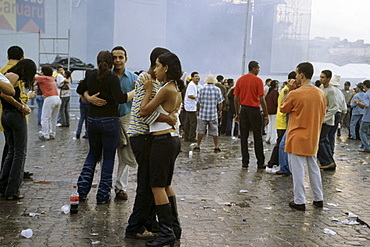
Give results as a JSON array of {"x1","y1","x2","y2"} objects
[
  {"x1": 21, "y1": 229, "x2": 33, "y2": 238},
  {"x1": 61, "y1": 205, "x2": 70, "y2": 214}
]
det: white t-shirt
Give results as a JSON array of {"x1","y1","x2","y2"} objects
[
  {"x1": 184, "y1": 81, "x2": 202, "y2": 111},
  {"x1": 56, "y1": 73, "x2": 70, "y2": 97}
]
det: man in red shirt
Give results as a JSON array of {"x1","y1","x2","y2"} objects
[{"x1": 234, "y1": 61, "x2": 268, "y2": 169}]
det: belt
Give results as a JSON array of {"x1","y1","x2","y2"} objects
[
  {"x1": 2, "y1": 108, "x2": 20, "y2": 113},
  {"x1": 152, "y1": 132, "x2": 179, "y2": 139}
]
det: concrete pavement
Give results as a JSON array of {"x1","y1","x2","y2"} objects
[{"x1": 0, "y1": 112, "x2": 369, "y2": 246}]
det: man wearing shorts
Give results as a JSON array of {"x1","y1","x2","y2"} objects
[{"x1": 193, "y1": 74, "x2": 223, "y2": 152}]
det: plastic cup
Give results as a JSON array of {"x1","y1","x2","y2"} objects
[
  {"x1": 61, "y1": 205, "x2": 70, "y2": 214},
  {"x1": 21, "y1": 229, "x2": 33, "y2": 238}
]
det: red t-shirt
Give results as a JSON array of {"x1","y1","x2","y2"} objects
[
  {"x1": 234, "y1": 74, "x2": 264, "y2": 107},
  {"x1": 36, "y1": 76, "x2": 59, "y2": 97}
]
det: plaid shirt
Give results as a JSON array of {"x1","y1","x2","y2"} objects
[{"x1": 197, "y1": 83, "x2": 224, "y2": 121}]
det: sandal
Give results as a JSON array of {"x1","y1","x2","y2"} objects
[
  {"x1": 193, "y1": 147, "x2": 200, "y2": 152},
  {"x1": 214, "y1": 148, "x2": 221, "y2": 152},
  {"x1": 7, "y1": 195, "x2": 24, "y2": 200}
]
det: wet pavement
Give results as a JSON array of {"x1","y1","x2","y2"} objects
[{"x1": 0, "y1": 111, "x2": 370, "y2": 246}]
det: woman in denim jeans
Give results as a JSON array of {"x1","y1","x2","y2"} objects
[
  {"x1": 0, "y1": 59, "x2": 36, "y2": 200},
  {"x1": 76, "y1": 51, "x2": 134, "y2": 204}
]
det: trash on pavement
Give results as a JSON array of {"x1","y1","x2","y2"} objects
[
  {"x1": 61, "y1": 205, "x2": 70, "y2": 214},
  {"x1": 337, "y1": 158, "x2": 349, "y2": 161},
  {"x1": 327, "y1": 203, "x2": 339, "y2": 207},
  {"x1": 323, "y1": 228, "x2": 336, "y2": 235},
  {"x1": 21, "y1": 229, "x2": 33, "y2": 238},
  {"x1": 239, "y1": 190, "x2": 248, "y2": 193},
  {"x1": 335, "y1": 188, "x2": 344, "y2": 192}
]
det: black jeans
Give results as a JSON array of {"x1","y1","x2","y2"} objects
[
  {"x1": 0, "y1": 109, "x2": 27, "y2": 197},
  {"x1": 126, "y1": 134, "x2": 155, "y2": 236},
  {"x1": 267, "y1": 129, "x2": 286, "y2": 167},
  {"x1": 239, "y1": 105, "x2": 264, "y2": 167}
]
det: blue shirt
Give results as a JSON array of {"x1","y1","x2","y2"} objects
[
  {"x1": 362, "y1": 90, "x2": 370, "y2": 122},
  {"x1": 197, "y1": 83, "x2": 224, "y2": 121},
  {"x1": 350, "y1": 91, "x2": 365, "y2": 115},
  {"x1": 113, "y1": 69, "x2": 137, "y2": 117}
]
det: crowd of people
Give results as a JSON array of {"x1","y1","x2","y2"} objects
[{"x1": 1, "y1": 44, "x2": 370, "y2": 246}]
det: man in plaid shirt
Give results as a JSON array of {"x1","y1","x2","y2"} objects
[{"x1": 193, "y1": 74, "x2": 224, "y2": 152}]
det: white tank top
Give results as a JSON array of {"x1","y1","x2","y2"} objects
[
  {"x1": 149, "y1": 104, "x2": 180, "y2": 132},
  {"x1": 149, "y1": 82, "x2": 180, "y2": 133}
]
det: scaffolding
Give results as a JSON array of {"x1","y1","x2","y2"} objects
[{"x1": 38, "y1": 29, "x2": 71, "y2": 70}]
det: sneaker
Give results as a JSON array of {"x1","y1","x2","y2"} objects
[
  {"x1": 313, "y1": 201, "x2": 323, "y2": 208},
  {"x1": 125, "y1": 230, "x2": 157, "y2": 240},
  {"x1": 193, "y1": 147, "x2": 200, "y2": 152},
  {"x1": 115, "y1": 190, "x2": 128, "y2": 200},
  {"x1": 214, "y1": 147, "x2": 221, "y2": 153},
  {"x1": 23, "y1": 172, "x2": 33, "y2": 178},
  {"x1": 76, "y1": 134, "x2": 80, "y2": 139},
  {"x1": 289, "y1": 201, "x2": 306, "y2": 211},
  {"x1": 39, "y1": 136, "x2": 49, "y2": 141},
  {"x1": 97, "y1": 197, "x2": 111, "y2": 205},
  {"x1": 257, "y1": 164, "x2": 267, "y2": 169},
  {"x1": 319, "y1": 162, "x2": 336, "y2": 171},
  {"x1": 56, "y1": 123, "x2": 62, "y2": 127},
  {"x1": 82, "y1": 135, "x2": 88, "y2": 139},
  {"x1": 276, "y1": 170, "x2": 291, "y2": 176}
]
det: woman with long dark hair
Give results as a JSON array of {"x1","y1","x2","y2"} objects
[
  {"x1": 0, "y1": 59, "x2": 36, "y2": 200},
  {"x1": 140, "y1": 52, "x2": 184, "y2": 247},
  {"x1": 265, "y1": 80, "x2": 279, "y2": 145},
  {"x1": 76, "y1": 51, "x2": 133, "y2": 204}
]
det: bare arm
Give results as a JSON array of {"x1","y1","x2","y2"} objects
[
  {"x1": 260, "y1": 95, "x2": 269, "y2": 126},
  {"x1": 83, "y1": 91, "x2": 107, "y2": 106},
  {"x1": 0, "y1": 80, "x2": 15, "y2": 96},
  {"x1": 234, "y1": 95, "x2": 240, "y2": 123},
  {"x1": 0, "y1": 93, "x2": 31, "y2": 115}
]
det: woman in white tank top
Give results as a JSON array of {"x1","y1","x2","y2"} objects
[{"x1": 140, "y1": 52, "x2": 184, "y2": 247}]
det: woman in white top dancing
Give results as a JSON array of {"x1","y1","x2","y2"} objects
[{"x1": 140, "y1": 52, "x2": 183, "y2": 247}]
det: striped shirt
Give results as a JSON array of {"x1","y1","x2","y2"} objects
[
  {"x1": 127, "y1": 72, "x2": 161, "y2": 136},
  {"x1": 197, "y1": 83, "x2": 224, "y2": 121}
]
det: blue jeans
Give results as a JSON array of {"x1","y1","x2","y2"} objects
[
  {"x1": 0, "y1": 109, "x2": 27, "y2": 197},
  {"x1": 278, "y1": 131, "x2": 290, "y2": 174},
  {"x1": 77, "y1": 117, "x2": 119, "y2": 202},
  {"x1": 360, "y1": 121, "x2": 370, "y2": 151},
  {"x1": 317, "y1": 124, "x2": 335, "y2": 166},
  {"x1": 36, "y1": 95, "x2": 44, "y2": 125},
  {"x1": 225, "y1": 111, "x2": 239, "y2": 136},
  {"x1": 239, "y1": 105, "x2": 264, "y2": 167},
  {"x1": 350, "y1": 114, "x2": 362, "y2": 139},
  {"x1": 126, "y1": 134, "x2": 155, "y2": 236},
  {"x1": 76, "y1": 103, "x2": 89, "y2": 136}
]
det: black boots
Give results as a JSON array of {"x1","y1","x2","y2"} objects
[
  {"x1": 168, "y1": 196, "x2": 182, "y2": 240},
  {"x1": 146, "y1": 203, "x2": 176, "y2": 247}
]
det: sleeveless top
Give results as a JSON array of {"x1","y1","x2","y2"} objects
[
  {"x1": 149, "y1": 81, "x2": 180, "y2": 133},
  {"x1": 1, "y1": 85, "x2": 20, "y2": 110}
]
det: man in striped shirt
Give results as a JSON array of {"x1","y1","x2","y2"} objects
[{"x1": 125, "y1": 47, "x2": 178, "y2": 240}]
